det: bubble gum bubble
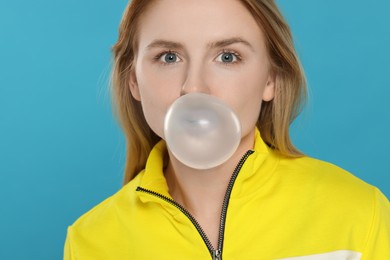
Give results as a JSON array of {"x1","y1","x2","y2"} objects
[{"x1": 164, "y1": 93, "x2": 241, "y2": 169}]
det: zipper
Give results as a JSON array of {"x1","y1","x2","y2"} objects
[
  {"x1": 212, "y1": 249, "x2": 222, "y2": 260},
  {"x1": 136, "y1": 150, "x2": 254, "y2": 259}
]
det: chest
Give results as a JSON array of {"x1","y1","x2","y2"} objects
[{"x1": 112, "y1": 197, "x2": 365, "y2": 259}]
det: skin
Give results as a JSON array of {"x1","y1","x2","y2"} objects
[{"x1": 129, "y1": 0, "x2": 275, "y2": 248}]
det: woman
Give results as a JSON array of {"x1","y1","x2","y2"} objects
[{"x1": 64, "y1": 0, "x2": 390, "y2": 259}]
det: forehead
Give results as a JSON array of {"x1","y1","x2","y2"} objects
[{"x1": 137, "y1": 0, "x2": 265, "y2": 49}]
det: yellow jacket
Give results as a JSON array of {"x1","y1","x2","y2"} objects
[{"x1": 64, "y1": 130, "x2": 390, "y2": 259}]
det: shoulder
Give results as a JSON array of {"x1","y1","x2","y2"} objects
[
  {"x1": 262, "y1": 146, "x2": 390, "y2": 209},
  {"x1": 64, "y1": 173, "x2": 148, "y2": 258},
  {"x1": 271, "y1": 154, "x2": 381, "y2": 215},
  {"x1": 277, "y1": 155, "x2": 373, "y2": 193},
  {"x1": 68, "y1": 172, "x2": 144, "y2": 235}
]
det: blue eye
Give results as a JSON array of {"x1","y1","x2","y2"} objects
[
  {"x1": 162, "y1": 52, "x2": 178, "y2": 63},
  {"x1": 222, "y1": 53, "x2": 234, "y2": 63},
  {"x1": 217, "y1": 51, "x2": 240, "y2": 64}
]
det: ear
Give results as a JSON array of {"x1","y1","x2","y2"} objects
[
  {"x1": 262, "y1": 73, "x2": 275, "y2": 102},
  {"x1": 129, "y1": 69, "x2": 141, "y2": 101}
]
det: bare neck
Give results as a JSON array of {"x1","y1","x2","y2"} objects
[{"x1": 164, "y1": 130, "x2": 255, "y2": 248}]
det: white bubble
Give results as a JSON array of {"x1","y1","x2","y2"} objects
[{"x1": 164, "y1": 93, "x2": 241, "y2": 169}]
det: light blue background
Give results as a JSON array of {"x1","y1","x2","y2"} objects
[{"x1": 0, "y1": 0, "x2": 389, "y2": 259}]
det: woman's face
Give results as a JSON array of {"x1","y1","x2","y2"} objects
[{"x1": 130, "y1": 0, "x2": 275, "y2": 141}]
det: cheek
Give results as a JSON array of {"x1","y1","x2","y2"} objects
[
  {"x1": 233, "y1": 85, "x2": 263, "y2": 137},
  {"x1": 135, "y1": 62, "x2": 183, "y2": 138},
  {"x1": 214, "y1": 66, "x2": 268, "y2": 136},
  {"x1": 136, "y1": 60, "x2": 184, "y2": 99}
]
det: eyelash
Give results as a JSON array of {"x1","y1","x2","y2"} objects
[
  {"x1": 153, "y1": 49, "x2": 243, "y2": 66},
  {"x1": 153, "y1": 50, "x2": 181, "y2": 66},
  {"x1": 218, "y1": 49, "x2": 242, "y2": 65}
]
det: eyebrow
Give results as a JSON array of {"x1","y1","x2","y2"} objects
[
  {"x1": 208, "y1": 37, "x2": 255, "y2": 51},
  {"x1": 146, "y1": 37, "x2": 255, "y2": 51},
  {"x1": 146, "y1": 40, "x2": 184, "y2": 50}
]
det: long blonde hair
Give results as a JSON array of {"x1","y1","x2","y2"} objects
[{"x1": 111, "y1": 0, "x2": 307, "y2": 184}]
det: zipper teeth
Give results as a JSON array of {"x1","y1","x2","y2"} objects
[
  {"x1": 136, "y1": 186, "x2": 215, "y2": 252},
  {"x1": 217, "y1": 150, "x2": 254, "y2": 253},
  {"x1": 136, "y1": 150, "x2": 254, "y2": 259}
]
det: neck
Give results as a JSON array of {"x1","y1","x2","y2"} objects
[
  {"x1": 164, "y1": 129, "x2": 255, "y2": 217},
  {"x1": 164, "y1": 129, "x2": 255, "y2": 248}
]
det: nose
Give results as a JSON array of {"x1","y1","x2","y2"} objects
[{"x1": 180, "y1": 63, "x2": 211, "y2": 96}]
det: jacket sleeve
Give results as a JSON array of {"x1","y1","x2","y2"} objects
[
  {"x1": 64, "y1": 227, "x2": 75, "y2": 260},
  {"x1": 362, "y1": 188, "x2": 390, "y2": 259}
]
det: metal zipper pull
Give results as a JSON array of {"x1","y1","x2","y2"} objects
[{"x1": 212, "y1": 249, "x2": 221, "y2": 260}]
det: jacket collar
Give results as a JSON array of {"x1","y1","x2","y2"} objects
[{"x1": 138, "y1": 128, "x2": 279, "y2": 201}]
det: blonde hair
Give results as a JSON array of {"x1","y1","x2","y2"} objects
[{"x1": 111, "y1": 0, "x2": 307, "y2": 184}]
